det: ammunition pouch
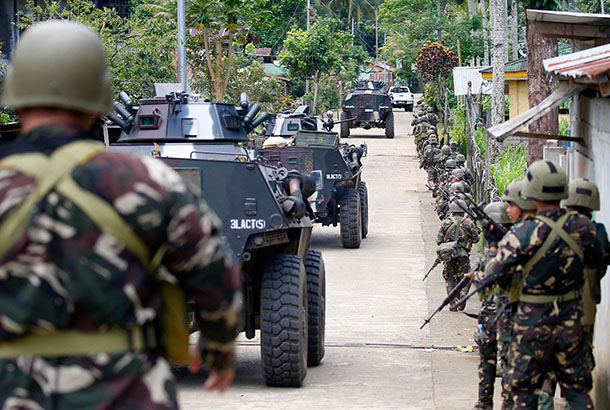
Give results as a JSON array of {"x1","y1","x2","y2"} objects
[
  {"x1": 0, "y1": 140, "x2": 189, "y2": 363},
  {"x1": 581, "y1": 268, "x2": 597, "y2": 326}
]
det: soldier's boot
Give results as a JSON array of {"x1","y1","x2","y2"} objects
[
  {"x1": 537, "y1": 386, "x2": 554, "y2": 410},
  {"x1": 472, "y1": 402, "x2": 493, "y2": 410}
]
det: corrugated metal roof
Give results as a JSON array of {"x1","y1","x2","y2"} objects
[
  {"x1": 544, "y1": 43, "x2": 610, "y2": 79},
  {"x1": 481, "y1": 58, "x2": 527, "y2": 73}
]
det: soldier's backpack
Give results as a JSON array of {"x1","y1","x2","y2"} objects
[
  {"x1": 437, "y1": 216, "x2": 465, "y2": 262},
  {"x1": 0, "y1": 140, "x2": 189, "y2": 363}
]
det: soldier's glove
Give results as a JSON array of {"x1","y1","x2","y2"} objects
[{"x1": 484, "y1": 226, "x2": 504, "y2": 248}]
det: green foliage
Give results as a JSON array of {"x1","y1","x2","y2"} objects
[
  {"x1": 491, "y1": 144, "x2": 528, "y2": 196},
  {"x1": 379, "y1": 0, "x2": 484, "y2": 84},
  {"x1": 559, "y1": 117, "x2": 570, "y2": 136},
  {"x1": 255, "y1": 0, "x2": 305, "y2": 48},
  {"x1": 17, "y1": 0, "x2": 177, "y2": 100}
]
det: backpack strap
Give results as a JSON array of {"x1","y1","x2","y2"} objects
[
  {"x1": 0, "y1": 141, "x2": 187, "y2": 363},
  {"x1": 519, "y1": 212, "x2": 584, "y2": 305}
]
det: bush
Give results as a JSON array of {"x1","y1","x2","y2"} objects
[{"x1": 490, "y1": 144, "x2": 527, "y2": 196}]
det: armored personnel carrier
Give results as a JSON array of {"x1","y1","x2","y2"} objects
[
  {"x1": 260, "y1": 123, "x2": 368, "y2": 248},
  {"x1": 340, "y1": 83, "x2": 394, "y2": 139},
  {"x1": 264, "y1": 105, "x2": 329, "y2": 136},
  {"x1": 108, "y1": 90, "x2": 326, "y2": 387}
]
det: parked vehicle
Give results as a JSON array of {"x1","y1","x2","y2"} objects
[{"x1": 388, "y1": 86, "x2": 414, "y2": 111}]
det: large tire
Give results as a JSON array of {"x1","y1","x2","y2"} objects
[
  {"x1": 304, "y1": 250, "x2": 326, "y2": 367},
  {"x1": 261, "y1": 255, "x2": 308, "y2": 387},
  {"x1": 340, "y1": 111, "x2": 350, "y2": 138},
  {"x1": 385, "y1": 111, "x2": 395, "y2": 139},
  {"x1": 358, "y1": 181, "x2": 369, "y2": 239},
  {"x1": 339, "y1": 187, "x2": 361, "y2": 248}
]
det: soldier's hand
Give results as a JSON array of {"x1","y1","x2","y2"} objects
[{"x1": 484, "y1": 225, "x2": 504, "y2": 247}]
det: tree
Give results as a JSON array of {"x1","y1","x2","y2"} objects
[
  {"x1": 521, "y1": 0, "x2": 559, "y2": 163},
  {"x1": 280, "y1": 18, "x2": 365, "y2": 113},
  {"x1": 415, "y1": 40, "x2": 457, "y2": 117},
  {"x1": 17, "y1": 0, "x2": 177, "y2": 100},
  {"x1": 186, "y1": 0, "x2": 270, "y2": 103}
]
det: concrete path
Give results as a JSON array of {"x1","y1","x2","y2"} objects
[{"x1": 177, "y1": 109, "x2": 488, "y2": 409}]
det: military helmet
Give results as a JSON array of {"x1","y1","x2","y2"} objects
[
  {"x1": 484, "y1": 202, "x2": 511, "y2": 225},
  {"x1": 452, "y1": 168, "x2": 465, "y2": 178},
  {"x1": 416, "y1": 110, "x2": 426, "y2": 116},
  {"x1": 449, "y1": 141, "x2": 458, "y2": 148},
  {"x1": 1, "y1": 21, "x2": 112, "y2": 114},
  {"x1": 426, "y1": 107, "x2": 434, "y2": 113},
  {"x1": 450, "y1": 199, "x2": 466, "y2": 213},
  {"x1": 522, "y1": 160, "x2": 568, "y2": 201},
  {"x1": 445, "y1": 159, "x2": 457, "y2": 169},
  {"x1": 428, "y1": 137, "x2": 438, "y2": 145},
  {"x1": 450, "y1": 182, "x2": 465, "y2": 193},
  {"x1": 427, "y1": 129, "x2": 436, "y2": 135},
  {"x1": 441, "y1": 145, "x2": 451, "y2": 155},
  {"x1": 502, "y1": 179, "x2": 536, "y2": 211},
  {"x1": 562, "y1": 178, "x2": 600, "y2": 211},
  {"x1": 456, "y1": 154, "x2": 466, "y2": 163}
]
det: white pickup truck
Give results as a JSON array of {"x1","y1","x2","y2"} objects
[{"x1": 388, "y1": 86, "x2": 414, "y2": 112}]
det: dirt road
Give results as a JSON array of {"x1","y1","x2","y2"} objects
[{"x1": 177, "y1": 109, "x2": 488, "y2": 409}]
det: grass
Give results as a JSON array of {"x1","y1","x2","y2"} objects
[{"x1": 490, "y1": 144, "x2": 528, "y2": 196}]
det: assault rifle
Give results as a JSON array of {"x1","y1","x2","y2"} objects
[
  {"x1": 453, "y1": 196, "x2": 508, "y2": 237},
  {"x1": 420, "y1": 258, "x2": 484, "y2": 329},
  {"x1": 453, "y1": 273, "x2": 496, "y2": 308},
  {"x1": 420, "y1": 276, "x2": 471, "y2": 329},
  {"x1": 422, "y1": 256, "x2": 441, "y2": 281}
]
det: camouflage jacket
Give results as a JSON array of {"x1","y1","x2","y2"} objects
[
  {"x1": 486, "y1": 209, "x2": 603, "y2": 298},
  {"x1": 436, "y1": 214, "x2": 480, "y2": 254},
  {"x1": 0, "y1": 126, "x2": 241, "y2": 371}
]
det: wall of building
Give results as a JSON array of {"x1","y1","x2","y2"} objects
[
  {"x1": 571, "y1": 93, "x2": 610, "y2": 408},
  {"x1": 508, "y1": 80, "x2": 529, "y2": 119}
]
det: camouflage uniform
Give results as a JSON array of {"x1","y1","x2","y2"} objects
[
  {"x1": 486, "y1": 209, "x2": 603, "y2": 409},
  {"x1": 422, "y1": 146, "x2": 441, "y2": 186},
  {"x1": 0, "y1": 127, "x2": 242, "y2": 408},
  {"x1": 475, "y1": 295, "x2": 498, "y2": 410},
  {"x1": 436, "y1": 214, "x2": 480, "y2": 308}
]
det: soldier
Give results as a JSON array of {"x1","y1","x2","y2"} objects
[
  {"x1": 562, "y1": 178, "x2": 609, "y2": 372},
  {"x1": 449, "y1": 140, "x2": 459, "y2": 158},
  {"x1": 471, "y1": 202, "x2": 512, "y2": 410},
  {"x1": 456, "y1": 154, "x2": 474, "y2": 186},
  {"x1": 485, "y1": 161, "x2": 603, "y2": 409},
  {"x1": 496, "y1": 179, "x2": 537, "y2": 410},
  {"x1": 436, "y1": 200, "x2": 480, "y2": 310},
  {"x1": 422, "y1": 137, "x2": 441, "y2": 187},
  {"x1": 440, "y1": 145, "x2": 452, "y2": 162},
  {"x1": 0, "y1": 21, "x2": 241, "y2": 407}
]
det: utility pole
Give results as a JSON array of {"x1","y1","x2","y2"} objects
[
  {"x1": 375, "y1": 6, "x2": 378, "y2": 59},
  {"x1": 602, "y1": 0, "x2": 605, "y2": 14},
  {"x1": 306, "y1": 0, "x2": 311, "y2": 94},
  {"x1": 351, "y1": 17, "x2": 355, "y2": 36},
  {"x1": 177, "y1": 0, "x2": 187, "y2": 92}
]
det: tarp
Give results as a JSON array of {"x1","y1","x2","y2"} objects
[{"x1": 452, "y1": 67, "x2": 492, "y2": 96}]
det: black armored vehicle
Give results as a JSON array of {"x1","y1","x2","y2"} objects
[
  {"x1": 340, "y1": 83, "x2": 394, "y2": 139},
  {"x1": 108, "y1": 90, "x2": 325, "y2": 387},
  {"x1": 259, "y1": 125, "x2": 368, "y2": 248},
  {"x1": 264, "y1": 105, "x2": 329, "y2": 136}
]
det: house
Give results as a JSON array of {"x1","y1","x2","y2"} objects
[
  {"x1": 366, "y1": 61, "x2": 394, "y2": 83},
  {"x1": 488, "y1": 42, "x2": 610, "y2": 408},
  {"x1": 481, "y1": 59, "x2": 528, "y2": 119}
]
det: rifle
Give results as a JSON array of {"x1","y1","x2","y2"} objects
[
  {"x1": 453, "y1": 197, "x2": 508, "y2": 236},
  {"x1": 420, "y1": 276, "x2": 471, "y2": 329},
  {"x1": 453, "y1": 273, "x2": 496, "y2": 308},
  {"x1": 422, "y1": 256, "x2": 441, "y2": 281}
]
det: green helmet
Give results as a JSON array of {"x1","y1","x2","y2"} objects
[
  {"x1": 452, "y1": 168, "x2": 465, "y2": 179},
  {"x1": 1, "y1": 21, "x2": 113, "y2": 115},
  {"x1": 428, "y1": 137, "x2": 438, "y2": 145},
  {"x1": 502, "y1": 179, "x2": 536, "y2": 211},
  {"x1": 427, "y1": 129, "x2": 436, "y2": 135},
  {"x1": 522, "y1": 160, "x2": 568, "y2": 202},
  {"x1": 445, "y1": 159, "x2": 457, "y2": 169},
  {"x1": 450, "y1": 199, "x2": 466, "y2": 214},
  {"x1": 450, "y1": 182, "x2": 465, "y2": 193},
  {"x1": 562, "y1": 178, "x2": 600, "y2": 211},
  {"x1": 484, "y1": 202, "x2": 511, "y2": 225},
  {"x1": 441, "y1": 145, "x2": 451, "y2": 155},
  {"x1": 426, "y1": 107, "x2": 434, "y2": 113},
  {"x1": 449, "y1": 141, "x2": 458, "y2": 148},
  {"x1": 456, "y1": 154, "x2": 466, "y2": 163}
]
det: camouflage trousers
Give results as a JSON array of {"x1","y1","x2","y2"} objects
[
  {"x1": 506, "y1": 300, "x2": 593, "y2": 409},
  {"x1": 475, "y1": 297, "x2": 497, "y2": 409},
  {"x1": 427, "y1": 168, "x2": 438, "y2": 187},
  {"x1": 0, "y1": 352, "x2": 178, "y2": 409},
  {"x1": 583, "y1": 324, "x2": 595, "y2": 372},
  {"x1": 441, "y1": 255, "x2": 469, "y2": 309},
  {"x1": 496, "y1": 300, "x2": 515, "y2": 410}
]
